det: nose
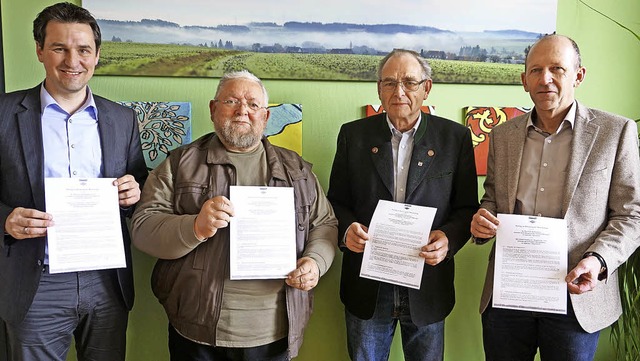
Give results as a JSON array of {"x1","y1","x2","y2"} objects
[
  {"x1": 540, "y1": 69, "x2": 553, "y2": 85},
  {"x1": 392, "y1": 83, "x2": 407, "y2": 96},
  {"x1": 234, "y1": 102, "x2": 250, "y2": 115},
  {"x1": 64, "y1": 51, "x2": 80, "y2": 67}
]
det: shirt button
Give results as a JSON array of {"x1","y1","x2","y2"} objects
[
  {"x1": 71, "y1": 144, "x2": 75, "y2": 148},
  {"x1": 73, "y1": 171, "x2": 77, "y2": 175},
  {"x1": 540, "y1": 187, "x2": 545, "y2": 192},
  {"x1": 546, "y1": 139, "x2": 551, "y2": 144},
  {"x1": 537, "y1": 213, "x2": 542, "y2": 217},
  {"x1": 543, "y1": 162, "x2": 548, "y2": 167}
]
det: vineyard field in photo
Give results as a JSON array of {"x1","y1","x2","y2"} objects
[{"x1": 96, "y1": 42, "x2": 525, "y2": 84}]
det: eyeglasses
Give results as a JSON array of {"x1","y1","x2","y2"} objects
[
  {"x1": 214, "y1": 99, "x2": 267, "y2": 112},
  {"x1": 379, "y1": 79, "x2": 429, "y2": 92}
]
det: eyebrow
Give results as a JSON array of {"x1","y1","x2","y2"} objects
[
  {"x1": 48, "y1": 42, "x2": 94, "y2": 49},
  {"x1": 380, "y1": 76, "x2": 420, "y2": 82}
]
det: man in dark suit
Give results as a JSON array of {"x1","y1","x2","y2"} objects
[
  {"x1": 327, "y1": 49, "x2": 479, "y2": 361},
  {"x1": 0, "y1": 3, "x2": 146, "y2": 360}
]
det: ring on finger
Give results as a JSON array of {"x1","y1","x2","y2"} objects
[{"x1": 24, "y1": 227, "x2": 28, "y2": 234}]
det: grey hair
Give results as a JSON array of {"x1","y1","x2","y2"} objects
[
  {"x1": 215, "y1": 70, "x2": 269, "y2": 105},
  {"x1": 377, "y1": 49, "x2": 432, "y2": 80}
]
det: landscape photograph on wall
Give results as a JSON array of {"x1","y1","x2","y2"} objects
[{"x1": 84, "y1": 0, "x2": 557, "y2": 84}]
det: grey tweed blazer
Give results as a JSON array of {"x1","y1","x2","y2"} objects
[{"x1": 478, "y1": 101, "x2": 640, "y2": 333}]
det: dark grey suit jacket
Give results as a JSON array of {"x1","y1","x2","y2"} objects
[
  {"x1": 327, "y1": 112, "x2": 479, "y2": 326},
  {"x1": 0, "y1": 85, "x2": 147, "y2": 325}
]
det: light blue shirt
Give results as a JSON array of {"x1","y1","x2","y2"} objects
[
  {"x1": 40, "y1": 85, "x2": 102, "y2": 179},
  {"x1": 40, "y1": 84, "x2": 102, "y2": 263}
]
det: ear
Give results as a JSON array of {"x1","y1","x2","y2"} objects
[
  {"x1": 422, "y1": 79, "x2": 433, "y2": 100},
  {"x1": 36, "y1": 42, "x2": 44, "y2": 63},
  {"x1": 521, "y1": 72, "x2": 529, "y2": 93},
  {"x1": 95, "y1": 47, "x2": 101, "y2": 66},
  {"x1": 574, "y1": 66, "x2": 586, "y2": 88},
  {"x1": 209, "y1": 99, "x2": 217, "y2": 119}
]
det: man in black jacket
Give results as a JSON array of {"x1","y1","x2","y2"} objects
[{"x1": 328, "y1": 49, "x2": 478, "y2": 361}]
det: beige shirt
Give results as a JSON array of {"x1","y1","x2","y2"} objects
[{"x1": 515, "y1": 103, "x2": 577, "y2": 218}]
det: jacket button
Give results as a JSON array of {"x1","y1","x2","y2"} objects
[
  {"x1": 371, "y1": 147, "x2": 378, "y2": 154},
  {"x1": 37, "y1": 260, "x2": 42, "y2": 266}
]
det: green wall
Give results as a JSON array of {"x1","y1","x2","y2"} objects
[{"x1": 2, "y1": 0, "x2": 638, "y2": 360}]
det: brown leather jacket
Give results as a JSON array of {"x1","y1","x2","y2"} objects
[{"x1": 134, "y1": 133, "x2": 336, "y2": 359}]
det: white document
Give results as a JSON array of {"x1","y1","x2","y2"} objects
[
  {"x1": 229, "y1": 186, "x2": 296, "y2": 280},
  {"x1": 45, "y1": 178, "x2": 126, "y2": 274},
  {"x1": 493, "y1": 214, "x2": 568, "y2": 314},
  {"x1": 360, "y1": 200, "x2": 437, "y2": 289}
]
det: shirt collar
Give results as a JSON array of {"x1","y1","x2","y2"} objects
[
  {"x1": 527, "y1": 101, "x2": 577, "y2": 134},
  {"x1": 385, "y1": 114, "x2": 421, "y2": 136},
  {"x1": 39, "y1": 83, "x2": 98, "y2": 119}
]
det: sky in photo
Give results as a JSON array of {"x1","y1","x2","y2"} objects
[{"x1": 84, "y1": 0, "x2": 557, "y2": 33}]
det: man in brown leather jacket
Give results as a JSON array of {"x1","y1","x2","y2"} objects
[{"x1": 131, "y1": 70, "x2": 337, "y2": 361}]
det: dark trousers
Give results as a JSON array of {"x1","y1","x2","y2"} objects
[
  {"x1": 5, "y1": 268, "x2": 128, "y2": 361},
  {"x1": 482, "y1": 301, "x2": 600, "y2": 361},
  {"x1": 168, "y1": 324, "x2": 289, "y2": 361}
]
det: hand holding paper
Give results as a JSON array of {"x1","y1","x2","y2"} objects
[
  {"x1": 194, "y1": 196, "x2": 234, "y2": 240},
  {"x1": 344, "y1": 222, "x2": 369, "y2": 253},
  {"x1": 419, "y1": 230, "x2": 449, "y2": 266},
  {"x1": 566, "y1": 256, "x2": 601, "y2": 294},
  {"x1": 113, "y1": 174, "x2": 141, "y2": 207},
  {"x1": 286, "y1": 257, "x2": 320, "y2": 291}
]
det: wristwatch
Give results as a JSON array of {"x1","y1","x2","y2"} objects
[{"x1": 583, "y1": 251, "x2": 607, "y2": 281}]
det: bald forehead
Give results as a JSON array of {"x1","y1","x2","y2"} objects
[{"x1": 527, "y1": 36, "x2": 578, "y2": 66}]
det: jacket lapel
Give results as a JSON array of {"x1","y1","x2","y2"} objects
[
  {"x1": 96, "y1": 98, "x2": 117, "y2": 178},
  {"x1": 369, "y1": 114, "x2": 394, "y2": 197},
  {"x1": 17, "y1": 87, "x2": 46, "y2": 210},
  {"x1": 505, "y1": 118, "x2": 528, "y2": 214},
  {"x1": 562, "y1": 102, "x2": 598, "y2": 216},
  {"x1": 406, "y1": 112, "x2": 433, "y2": 199}
]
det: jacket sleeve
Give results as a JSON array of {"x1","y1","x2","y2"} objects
[
  {"x1": 130, "y1": 158, "x2": 205, "y2": 259},
  {"x1": 326, "y1": 125, "x2": 358, "y2": 249},
  {"x1": 303, "y1": 175, "x2": 338, "y2": 276},
  {"x1": 121, "y1": 106, "x2": 149, "y2": 218},
  {"x1": 586, "y1": 118, "x2": 640, "y2": 273},
  {"x1": 437, "y1": 128, "x2": 480, "y2": 256}
]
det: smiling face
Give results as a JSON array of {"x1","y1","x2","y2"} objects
[
  {"x1": 36, "y1": 21, "x2": 99, "y2": 103},
  {"x1": 377, "y1": 53, "x2": 431, "y2": 131},
  {"x1": 522, "y1": 36, "x2": 585, "y2": 118},
  {"x1": 209, "y1": 78, "x2": 270, "y2": 152}
]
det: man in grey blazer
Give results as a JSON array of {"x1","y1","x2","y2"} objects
[
  {"x1": 0, "y1": 3, "x2": 146, "y2": 361},
  {"x1": 328, "y1": 49, "x2": 479, "y2": 361},
  {"x1": 470, "y1": 34, "x2": 640, "y2": 360}
]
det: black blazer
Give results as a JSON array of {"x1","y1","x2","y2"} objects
[
  {"x1": 327, "y1": 112, "x2": 478, "y2": 326},
  {"x1": 0, "y1": 85, "x2": 147, "y2": 325}
]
